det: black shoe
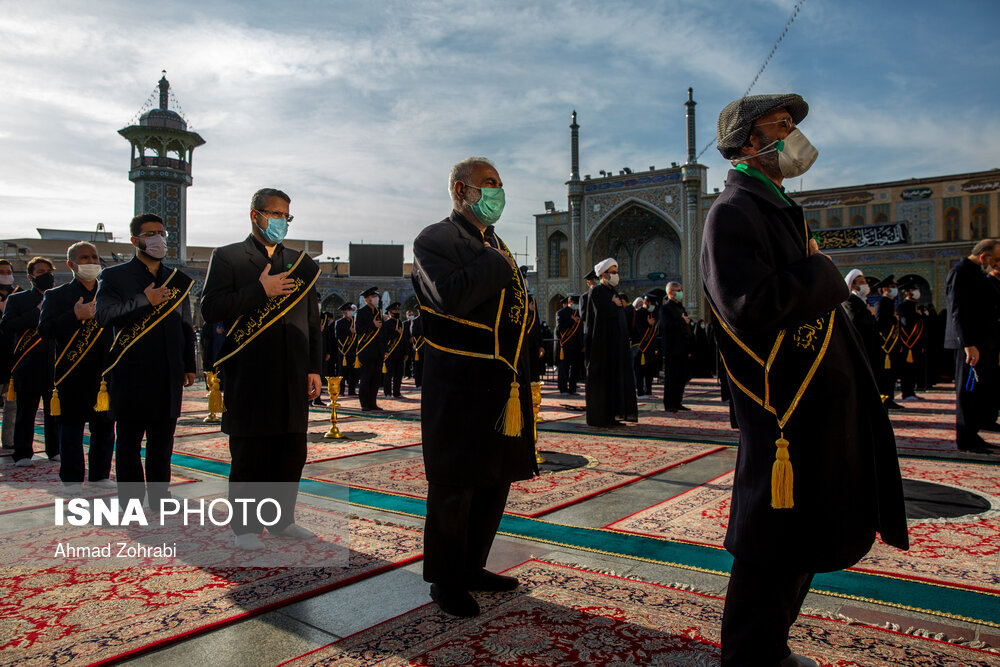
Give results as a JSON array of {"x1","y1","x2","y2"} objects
[
  {"x1": 677, "y1": 405, "x2": 691, "y2": 411},
  {"x1": 664, "y1": 407, "x2": 678, "y2": 413},
  {"x1": 464, "y1": 569, "x2": 520, "y2": 592},
  {"x1": 980, "y1": 422, "x2": 1000, "y2": 432},
  {"x1": 430, "y1": 583, "x2": 480, "y2": 617},
  {"x1": 393, "y1": 393, "x2": 403, "y2": 398},
  {"x1": 884, "y1": 400, "x2": 903, "y2": 410},
  {"x1": 312, "y1": 398, "x2": 326, "y2": 407}
]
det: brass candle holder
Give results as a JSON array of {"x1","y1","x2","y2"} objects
[
  {"x1": 531, "y1": 381, "x2": 545, "y2": 464},
  {"x1": 324, "y1": 376, "x2": 345, "y2": 439},
  {"x1": 203, "y1": 372, "x2": 223, "y2": 423}
]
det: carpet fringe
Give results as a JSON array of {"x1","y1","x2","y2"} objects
[
  {"x1": 799, "y1": 607, "x2": 997, "y2": 652},
  {"x1": 346, "y1": 513, "x2": 422, "y2": 531},
  {"x1": 532, "y1": 556, "x2": 718, "y2": 595}
]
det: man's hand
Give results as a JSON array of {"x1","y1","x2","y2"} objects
[
  {"x1": 73, "y1": 297, "x2": 96, "y2": 321},
  {"x1": 647, "y1": 313, "x2": 655, "y2": 325},
  {"x1": 374, "y1": 318, "x2": 382, "y2": 328},
  {"x1": 572, "y1": 310, "x2": 580, "y2": 321},
  {"x1": 259, "y1": 265, "x2": 295, "y2": 298},
  {"x1": 144, "y1": 282, "x2": 171, "y2": 306},
  {"x1": 612, "y1": 296, "x2": 622, "y2": 306},
  {"x1": 183, "y1": 372, "x2": 196, "y2": 387},
  {"x1": 965, "y1": 345, "x2": 980, "y2": 366},
  {"x1": 307, "y1": 373, "x2": 322, "y2": 400},
  {"x1": 485, "y1": 242, "x2": 517, "y2": 271},
  {"x1": 682, "y1": 313, "x2": 691, "y2": 324},
  {"x1": 538, "y1": 347, "x2": 545, "y2": 358},
  {"x1": 324, "y1": 353, "x2": 330, "y2": 361}
]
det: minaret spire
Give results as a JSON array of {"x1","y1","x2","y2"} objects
[
  {"x1": 685, "y1": 87, "x2": 697, "y2": 164},
  {"x1": 158, "y1": 71, "x2": 169, "y2": 111},
  {"x1": 570, "y1": 110, "x2": 580, "y2": 181}
]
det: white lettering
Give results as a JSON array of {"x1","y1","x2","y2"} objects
[
  {"x1": 208, "y1": 498, "x2": 232, "y2": 526},
  {"x1": 258, "y1": 498, "x2": 281, "y2": 527}
]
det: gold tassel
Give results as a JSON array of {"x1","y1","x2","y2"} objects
[
  {"x1": 208, "y1": 376, "x2": 224, "y2": 414},
  {"x1": 414, "y1": 348, "x2": 419, "y2": 361},
  {"x1": 906, "y1": 349, "x2": 913, "y2": 364},
  {"x1": 771, "y1": 433, "x2": 794, "y2": 509},
  {"x1": 497, "y1": 381, "x2": 523, "y2": 437},
  {"x1": 354, "y1": 357, "x2": 361, "y2": 369},
  {"x1": 382, "y1": 362, "x2": 387, "y2": 374},
  {"x1": 50, "y1": 387, "x2": 61, "y2": 417},
  {"x1": 640, "y1": 352, "x2": 646, "y2": 366},
  {"x1": 884, "y1": 354, "x2": 891, "y2": 370},
  {"x1": 94, "y1": 380, "x2": 110, "y2": 412},
  {"x1": 6, "y1": 382, "x2": 15, "y2": 402},
  {"x1": 559, "y1": 347, "x2": 564, "y2": 360}
]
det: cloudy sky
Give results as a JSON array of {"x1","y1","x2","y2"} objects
[{"x1": 1, "y1": 0, "x2": 998, "y2": 266}]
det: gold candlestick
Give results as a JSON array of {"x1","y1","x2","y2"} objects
[
  {"x1": 204, "y1": 372, "x2": 223, "y2": 423},
  {"x1": 324, "y1": 376, "x2": 345, "y2": 439},
  {"x1": 531, "y1": 381, "x2": 545, "y2": 464}
]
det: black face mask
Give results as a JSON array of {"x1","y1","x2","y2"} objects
[{"x1": 31, "y1": 273, "x2": 55, "y2": 291}]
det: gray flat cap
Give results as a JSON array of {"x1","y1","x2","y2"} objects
[{"x1": 716, "y1": 93, "x2": 808, "y2": 159}]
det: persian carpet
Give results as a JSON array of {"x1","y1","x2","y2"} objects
[
  {"x1": 606, "y1": 458, "x2": 1000, "y2": 595},
  {"x1": 283, "y1": 559, "x2": 997, "y2": 666},
  {"x1": 0, "y1": 512, "x2": 423, "y2": 666},
  {"x1": 313, "y1": 436, "x2": 724, "y2": 517}
]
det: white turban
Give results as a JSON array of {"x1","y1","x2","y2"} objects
[
  {"x1": 632, "y1": 297, "x2": 644, "y2": 308},
  {"x1": 844, "y1": 268, "x2": 863, "y2": 288},
  {"x1": 594, "y1": 258, "x2": 617, "y2": 277}
]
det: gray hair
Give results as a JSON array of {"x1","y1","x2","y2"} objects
[
  {"x1": 448, "y1": 157, "x2": 495, "y2": 206},
  {"x1": 972, "y1": 238, "x2": 998, "y2": 256},
  {"x1": 666, "y1": 281, "x2": 682, "y2": 291},
  {"x1": 250, "y1": 188, "x2": 291, "y2": 211},
  {"x1": 67, "y1": 241, "x2": 97, "y2": 263}
]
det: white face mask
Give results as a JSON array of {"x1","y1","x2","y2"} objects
[
  {"x1": 74, "y1": 263, "x2": 102, "y2": 282},
  {"x1": 604, "y1": 273, "x2": 620, "y2": 287},
  {"x1": 909, "y1": 289, "x2": 921, "y2": 300},
  {"x1": 139, "y1": 234, "x2": 167, "y2": 259},
  {"x1": 857, "y1": 283, "x2": 870, "y2": 297},
  {"x1": 739, "y1": 128, "x2": 818, "y2": 179},
  {"x1": 0, "y1": 274, "x2": 13, "y2": 286}
]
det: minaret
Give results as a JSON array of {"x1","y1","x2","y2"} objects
[
  {"x1": 685, "y1": 87, "x2": 697, "y2": 164},
  {"x1": 119, "y1": 72, "x2": 205, "y2": 264},
  {"x1": 566, "y1": 111, "x2": 584, "y2": 286}
]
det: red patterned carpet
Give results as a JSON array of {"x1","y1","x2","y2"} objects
[
  {"x1": 312, "y1": 435, "x2": 723, "y2": 517},
  {"x1": 283, "y1": 560, "x2": 997, "y2": 666},
  {"x1": 0, "y1": 456, "x2": 195, "y2": 515},
  {"x1": 0, "y1": 511, "x2": 423, "y2": 666},
  {"x1": 172, "y1": 418, "x2": 423, "y2": 464},
  {"x1": 606, "y1": 459, "x2": 1000, "y2": 595}
]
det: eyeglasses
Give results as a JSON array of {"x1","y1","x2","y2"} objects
[
  {"x1": 755, "y1": 118, "x2": 795, "y2": 132},
  {"x1": 138, "y1": 230, "x2": 169, "y2": 238},
  {"x1": 257, "y1": 210, "x2": 294, "y2": 223}
]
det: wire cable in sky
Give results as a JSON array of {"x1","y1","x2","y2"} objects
[{"x1": 696, "y1": 0, "x2": 806, "y2": 161}]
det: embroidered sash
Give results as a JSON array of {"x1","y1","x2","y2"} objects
[
  {"x1": 899, "y1": 320, "x2": 923, "y2": 364},
  {"x1": 53, "y1": 317, "x2": 104, "y2": 386},
  {"x1": 878, "y1": 321, "x2": 899, "y2": 369},
  {"x1": 10, "y1": 327, "x2": 41, "y2": 374},
  {"x1": 214, "y1": 252, "x2": 320, "y2": 368}
]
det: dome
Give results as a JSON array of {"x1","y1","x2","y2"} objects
[{"x1": 139, "y1": 108, "x2": 187, "y2": 131}]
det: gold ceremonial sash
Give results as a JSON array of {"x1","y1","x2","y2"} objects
[
  {"x1": 559, "y1": 318, "x2": 580, "y2": 346},
  {"x1": 338, "y1": 330, "x2": 357, "y2": 356},
  {"x1": 103, "y1": 269, "x2": 194, "y2": 376},
  {"x1": 355, "y1": 306, "x2": 383, "y2": 360},
  {"x1": 712, "y1": 307, "x2": 837, "y2": 509},
  {"x1": 878, "y1": 321, "x2": 899, "y2": 370},
  {"x1": 899, "y1": 319, "x2": 923, "y2": 364},
  {"x1": 384, "y1": 324, "x2": 403, "y2": 357},
  {"x1": 214, "y1": 252, "x2": 321, "y2": 368},
  {"x1": 10, "y1": 327, "x2": 41, "y2": 374},
  {"x1": 53, "y1": 317, "x2": 104, "y2": 386}
]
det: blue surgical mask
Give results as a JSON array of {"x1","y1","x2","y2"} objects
[
  {"x1": 465, "y1": 184, "x2": 505, "y2": 225},
  {"x1": 259, "y1": 216, "x2": 288, "y2": 244},
  {"x1": 888, "y1": 287, "x2": 898, "y2": 299}
]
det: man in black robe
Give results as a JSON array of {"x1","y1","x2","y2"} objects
[
  {"x1": 660, "y1": 281, "x2": 694, "y2": 412},
  {"x1": 944, "y1": 238, "x2": 1000, "y2": 453},
  {"x1": 0, "y1": 256, "x2": 58, "y2": 466},
  {"x1": 38, "y1": 242, "x2": 114, "y2": 490},
  {"x1": 412, "y1": 157, "x2": 536, "y2": 618},
  {"x1": 584, "y1": 258, "x2": 637, "y2": 427},
  {"x1": 703, "y1": 93, "x2": 908, "y2": 665},
  {"x1": 842, "y1": 269, "x2": 878, "y2": 371},
  {"x1": 633, "y1": 293, "x2": 660, "y2": 397},
  {"x1": 201, "y1": 187, "x2": 323, "y2": 549},
  {"x1": 96, "y1": 214, "x2": 197, "y2": 509},
  {"x1": 355, "y1": 286, "x2": 384, "y2": 411}
]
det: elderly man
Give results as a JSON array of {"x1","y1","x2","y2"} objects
[
  {"x1": 660, "y1": 281, "x2": 694, "y2": 412},
  {"x1": 201, "y1": 188, "x2": 322, "y2": 548},
  {"x1": 411, "y1": 157, "x2": 536, "y2": 617},
  {"x1": 842, "y1": 269, "x2": 879, "y2": 369},
  {"x1": 38, "y1": 242, "x2": 114, "y2": 490},
  {"x1": 944, "y1": 238, "x2": 1000, "y2": 453},
  {"x1": 584, "y1": 258, "x2": 637, "y2": 427},
  {"x1": 702, "y1": 93, "x2": 908, "y2": 666}
]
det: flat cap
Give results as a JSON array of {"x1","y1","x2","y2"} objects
[
  {"x1": 360, "y1": 286, "x2": 379, "y2": 298},
  {"x1": 717, "y1": 93, "x2": 809, "y2": 159}
]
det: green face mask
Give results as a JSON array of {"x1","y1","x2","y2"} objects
[{"x1": 465, "y1": 184, "x2": 505, "y2": 225}]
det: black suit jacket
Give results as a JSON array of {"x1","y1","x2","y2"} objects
[
  {"x1": 659, "y1": 299, "x2": 693, "y2": 357},
  {"x1": 39, "y1": 279, "x2": 112, "y2": 417},
  {"x1": 201, "y1": 235, "x2": 321, "y2": 436},
  {"x1": 355, "y1": 303, "x2": 385, "y2": 364},
  {"x1": 945, "y1": 257, "x2": 995, "y2": 351},
  {"x1": 0, "y1": 287, "x2": 53, "y2": 395},
  {"x1": 555, "y1": 305, "x2": 583, "y2": 351},
  {"x1": 95, "y1": 255, "x2": 196, "y2": 420}
]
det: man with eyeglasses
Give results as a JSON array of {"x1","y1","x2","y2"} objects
[
  {"x1": 0, "y1": 256, "x2": 59, "y2": 466},
  {"x1": 201, "y1": 188, "x2": 322, "y2": 550},
  {"x1": 702, "y1": 94, "x2": 908, "y2": 666},
  {"x1": 584, "y1": 258, "x2": 637, "y2": 427},
  {"x1": 95, "y1": 213, "x2": 196, "y2": 509}
]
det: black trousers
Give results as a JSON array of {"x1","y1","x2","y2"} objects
[
  {"x1": 340, "y1": 355, "x2": 358, "y2": 395},
  {"x1": 899, "y1": 352, "x2": 922, "y2": 398},
  {"x1": 115, "y1": 418, "x2": 177, "y2": 508},
  {"x1": 956, "y1": 348, "x2": 997, "y2": 448},
  {"x1": 413, "y1": 358, "x2": 423, "y2": 388},
  {"x1": 423, "y1": 482, "x2": 510, "y2": 586},
  {"x1": 383, "y1": 357, "x2": 403, "y2": 396},
  {"x1": 557, "y1": 348, "x2": 582, "y2": 393},
  {"x1": 59, "y1": 412, "x2": 115, "y2": 483},
  {"x1": 721, "y1": 557, "x2": 814, "y2": 666},
  {"x1": 663, "y1": 354, "x2": 690, "y2": 410},
  {"x1": 875, "y1": 356, "x2": 897, "y2": 399},
  {"x1": 12, "y1": 390, "x2": 59, "y2": 462},
  {"x1": 228, "y1": 433, "x2": 307, "y2": 535},
  {"x1": 358, "y1": 358, "x2": 381, "y2": 409},
  {"x1": 633, "y1": 349, "x2": 656, "y2": 395}
]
